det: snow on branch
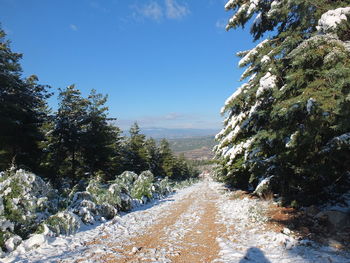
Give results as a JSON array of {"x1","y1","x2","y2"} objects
[
  {"x1": 239, "y1": 39, "x2": 269, "y2": 67},
  {"x1": 321, "y1": 132, "x2": 350, "y2": 153},
  {"x1": 224, "y1": 137, "x2": 255, "y2": 164},
  {"x1": 317, "y1": 7, "x2": 350, "y2": 33},
  {"x1": 221, "y1": 83, "x2": 251, "y2": 114},
  {"x1": 226, "y1": 0, "x2": 261, "y2": 30},
  {"x1": 256, "y1": 72, "x2": 277, "y2": 97}
]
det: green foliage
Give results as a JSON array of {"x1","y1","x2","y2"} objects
[
  {"x1": 0, "y1": 23, "x2": 197, "y2": 187},
  {"x1": 0, "y1": 24, "x2": 200, "y2": 252},
  {"x1": 131, "y1": 171, "x2": 154, "y2": 200},
  {"x1": 0, "y1": 29, "x2": 50, "y2": 171},
  {"x1": 0, "y1": 169, "x2": 59, "y2": 250},
  {"x1": 122, "y1": 123, "x2": 150, "y2": 174},
  {"x1": 44, "y1": 212, "x2": 80, "y2": 236},
  {"x1": 216, "y1": 1, "x2": 350, "y2": 205}
]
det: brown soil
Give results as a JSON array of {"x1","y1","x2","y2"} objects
[
  {"x1": 266, "y1": 202, "x2": 350, "y2": 250},
  {"x1": 87, "y1": 182, "x2": 224, "y2": 263},
  {"x1": 171, "y1": 191, "x2": 224, "y2": 263}
]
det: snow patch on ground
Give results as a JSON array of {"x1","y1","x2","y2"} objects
[
  {"x1": 2, "y1": 183, "x2": 200, "y2": 262},
  {"x1": 4, "y1": 180, "x2": 350, "y2": 262},
  {"x1": 213, "y1": 182, "x2": 350, "y2": 263}
]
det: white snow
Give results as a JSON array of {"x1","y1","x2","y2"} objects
[
  {"x1": 253, "y1": 175, "x2": 274, "y2": 196},
  {"x1": 322, "y1": 132, "x2": 350, "y2": 153},
  {"x1": 306, "y1": 98, "x2": 316, "y2": 114},
  {"x1": 2, "y1": 180, "x2": 350, "y2": 262},
  {"x1": 286, "y1": 131, "x2": 299, "y2": 148},
  {"x1": 322, "y1": 190, "x2": 350, "y2": 213},
  {"x1": 256, "y1": 72, "x2": 277, "y2": 97},
  {"x1": 224, "y1": 137, "x2": 255, "y2": 164},
  {"x1": 241, "y1": 66, "x2": 255, "y2": 81},
  {"x1": 329, "y1": 132, "x2": 350, "y2": 145},
  {"x1": 239, "y1": 39, "x2": 269, "y2": 67},
  {"x1": 221, "y1": 83, "x2": 251, "y2": 114},
  {"x1": 22, "y1": 234, "x2": 47, "y2": 251},
  {"x1": 253, "y1": 12, "x2": 262, "y2": 27},
  {"x1": 267, "y1": 0, "x2": 281, "y2": 17},
  {"x1": 2, "y1": 183, "x2": 200, "y2": 262},
  {"x1": 217, "y1": 111, "x2": 248, "y2": 141},
  {"x1": 4, "y1": 236, "x2": 22, "y2": 253},
  {"x1": 214, "y1": 183, "x2": 350, "y2": 263},
  {"x1": 261, "y1": 55, "x2": 270, "y2": 64},
  {"x1": 247, "y1": 0, "x2": 260, "y2": 17},
  {"x1": 224, "y1": 0, "x2": 235, "y2": 10},
  {"x1": 317, "y1": 7, "x2": 350, "y2": 33}
]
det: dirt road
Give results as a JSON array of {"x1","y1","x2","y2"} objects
[
  {"x1": 8, "y1": 179, "x2": 350, "y2": 263},
  {"x1": 84, "y1": 181, "x2": 226, "y2": 262}
]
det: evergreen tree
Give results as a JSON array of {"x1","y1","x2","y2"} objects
[
  {"x1": 159, "y1": 138, "x2": 174, "y2": 178},
  {"x1": 82, "y1": 89, "x2": 121, "y2": 178},
  {"x1": 216, "y1": 1, "x2": 350, "y2": 204},
  {"x1": 123, "y1": 123, "x2": 150, "y2": 174},
  {"x1": 0, "y1": 28, "x2": 50, "y2": 170},
  {"x1": 49, "y1": 85, "x2": 88, "y2": 182},
  {"x1": 145, "y1": 137, "x2": 164, "y2": 177}
]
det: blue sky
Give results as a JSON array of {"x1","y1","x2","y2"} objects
[{"x1": 0, "y1": 0, "x2": 255, "y2": 130}]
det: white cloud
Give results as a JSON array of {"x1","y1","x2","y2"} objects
[
  {"x1": 165, "y1": 0, "x2": 190, "y2": 19},
  {"x1": 131, "y1": 0, "x2": 190, "y2": 22},
  {"x1": 215, "y1": 19, "x2": 227, "y2": 29},
  {"x1": 69, "y1": 24, "x2": 78, "y2": 31},
  {"x1": 90, "y1": 1, "x2": 109, "y2": 12},
  {"x1": 132, "y1": 1, "x2": 163, "y2": 21}
]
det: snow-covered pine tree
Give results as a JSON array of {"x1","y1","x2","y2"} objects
[{"x1": 216, "y1": 0, "x2": 350, "y2": 205}]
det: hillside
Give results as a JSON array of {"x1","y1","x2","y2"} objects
[{"x1": 166, "y1": 136, "x2": 217, "y2": 160}]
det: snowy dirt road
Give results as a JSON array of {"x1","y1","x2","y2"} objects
[{"x1": 5, "y1": 180, "x2": 350, "y2": 263}]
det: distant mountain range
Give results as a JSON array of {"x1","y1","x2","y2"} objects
[{"x1": 139, "y1": 127, "x2": 220, "y2": 139}]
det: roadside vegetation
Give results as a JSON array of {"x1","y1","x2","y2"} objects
[{"x1": 0, "y1": 28, "x2": 199, "y2": 254}]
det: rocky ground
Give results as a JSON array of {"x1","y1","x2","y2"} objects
[{"x1": 3, "y1": 179, "x2": 350, "y2": 263}]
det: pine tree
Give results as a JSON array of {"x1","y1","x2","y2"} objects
[
  {"x1": 123, "y1": 123, "x2": 150, "y2": 174},
  {"x1": 145, "y1": 137, "x2": 164, "y2": 177},
  {"x1": 82, "y1": 89, "x2": 120, "y2": 178},
  {"x1": 49, "y1": 85, "x2": 88, "y2": 182},
  {"x1": 0, "y1": 28, "x2": 50, "y2": 170},
  {"x1": 159, "y1": 138, "x2": 174, "y2": 178},
  {"x1": 216, "y1": 1, "x2": 350, "y2": 204}
]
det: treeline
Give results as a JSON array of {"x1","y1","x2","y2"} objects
[{"x1": 0, "y1": 28, "x2": 198, "y2": 186}]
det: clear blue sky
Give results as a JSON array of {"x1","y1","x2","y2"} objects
[{"x1": 0, "y1": 0, "x2": 255, "y2": 130}]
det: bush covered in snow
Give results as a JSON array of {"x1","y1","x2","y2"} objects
[
  {"x1": 0, "y1": 168, "x2": 59, "y2": 252},
  {"x1": 131, "y1": 171, "x2": 155, "y2": 200},
  {"x1": 44, "y1": 211, "x2": 80, "y2": 236},
  {"x1": 0, "y1": 168, "x2": 179, "y2": 254}
]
